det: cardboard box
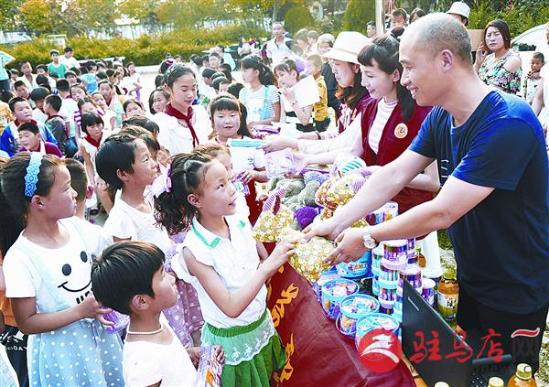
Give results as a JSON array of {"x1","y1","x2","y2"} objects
[{"x1": 468, "y1": 29, "x2": 484, "y2": 50}]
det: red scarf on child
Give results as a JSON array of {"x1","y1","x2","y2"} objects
[
  {"x1": 164, "y1": 103, "x2": 200, "y2": 148},
  {"x1": 86, "y1": 134, "x2": 102, "y2": 149},
  {"x1": 14, "y1": 118, "x2": 37, "y2": 127}
]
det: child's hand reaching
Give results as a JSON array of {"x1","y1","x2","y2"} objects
[
  {"x1": 77, "y1": 294, "x2": 114, "y2": 326},
  {"x1": 261, "y1": 238, "x2": 298, "y2": 276}
]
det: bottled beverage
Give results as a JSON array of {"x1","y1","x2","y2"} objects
[
  {"x1": 416, "y1": 246, "x2": 426, "y2": 268},
  {"x1": 436, "y1": 271, "x2": 459, "y2": 328},
  {"x1": 508, "y1": 363, "x2": 538, "y2": 387},
  {"x1": 488, "y1": 377, "x2": 504, "y2": 387}
]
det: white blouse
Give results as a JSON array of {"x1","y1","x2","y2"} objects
[
  {"x1": 172, "y1": 216, "x2": 266, "y2": 329},
  {"x1": 153, "y1": 105, "x2": 212, "y2": 155}
]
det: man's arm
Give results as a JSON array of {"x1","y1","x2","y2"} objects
[
  {"x1": 327, "y1": 176, "x2": 494, "y2": 264},
  {"x1": 532, "y1": 79, "x2": 544, "y2": 115},
  {"x1": 370, "y1": 176, "x2": 493, "y2": 241},
  {"x1": 318, "y1": 150, "x2": 435, "y2": 237}
]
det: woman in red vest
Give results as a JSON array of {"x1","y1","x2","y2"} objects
[
  {"x1": 304, "y1": 35, "x2": 440, "y2": 213},
  {"x1": 305, "y1": 36, "x2": 442, "y2": 277}
]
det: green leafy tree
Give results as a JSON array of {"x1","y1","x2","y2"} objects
[
  {"x1": 342, "y1": 0, "x2": 375, "y2": 35},
  {"x1": 0, "y1": 0, "x2": 23, "y2": 30}
]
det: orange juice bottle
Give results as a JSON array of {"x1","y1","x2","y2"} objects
[
  {"x1": 508, "y1": 363, "x2": 537, "y2": 387},
  {"x1": 436, "y1": 271, "x2": 459, "y2": 328}
]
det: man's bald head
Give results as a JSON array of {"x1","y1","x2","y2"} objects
[{"x1": 402, "y1": 13, "x2": 472, "y2": 65}]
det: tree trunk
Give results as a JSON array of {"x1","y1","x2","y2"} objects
[{"x1": 272, "y1": 0, "x2": 280, "y2": 22}]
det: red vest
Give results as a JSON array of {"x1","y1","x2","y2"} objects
[{"x1": 361, "y1": 99, "x2": 433, "y2": 213}]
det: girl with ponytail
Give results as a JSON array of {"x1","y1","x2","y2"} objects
[
  {"x1": 155, "y1": 152, "x2": 295, "y2": 386},
  {"x1": 238, "y1": 55, "x2": 281, "y2": 130}
]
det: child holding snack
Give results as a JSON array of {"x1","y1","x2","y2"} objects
[{"x1": 155, "y1": 151, "x2": 295, "y2": 386}]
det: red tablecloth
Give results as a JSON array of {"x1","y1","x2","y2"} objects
[{"x1": 267, "y1": 264, "x2": 415, "y2": 387}]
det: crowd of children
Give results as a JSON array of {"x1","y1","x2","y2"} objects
[{"x1": 0, "y1": 4, "x2": 548, "y2": 387}]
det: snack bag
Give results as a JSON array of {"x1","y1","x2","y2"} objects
[
  {"x1": 283, "y1": 228, "x2": 334, "y2": 282},
  {"x1": 252, "y1": 188, "x2": 294, "y2": 242}
]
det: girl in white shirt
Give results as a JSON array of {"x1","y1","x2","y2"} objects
[
  {"x1": 155, "y1": 152, "x2": 296, "y2": 387},
  {"x1": 209, "y1": 94, "x2": 268, "y2": 224},
  {"x1": 96, "y1": 132, "x2": 204, "y2": 347},
  {"x1": 1, "y1": 153, "x2": 123, "y2": 386},
  {"x1": 152, "y1": 64, "x2": 212, "y2": 156}
]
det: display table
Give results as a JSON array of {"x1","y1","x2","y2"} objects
[{"x1": 267, "y1": 263, "x2": 416, "y2": 386}]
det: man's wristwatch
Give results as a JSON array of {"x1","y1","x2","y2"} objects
[{"x1": 362, "y1": 226, "x2": 378, "y2": 249}]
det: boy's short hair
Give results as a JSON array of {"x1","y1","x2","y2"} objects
[
  {"x1": 29, "y1": 87, "x2": 50, "y2": 103},
  {"x1": 212, "y1": 77, "x2": 229, "y2": 92},
  {"x1": 122, "y1": 115, "x2": 160, "y2": 138},
  {"x1": 45, "y1": 94, "x2": 62, "y2": 112},
  {"x1": 120, "y1": 124, "x2": 161, "y2": 153},
  {"x1": 202, "y1": 68, "x2": 216, "y2": 79},
  {"x1": 307, "y1": 54, "x2": 323, "y2": 68},
  {"x1": 91, "y1": 241, "x2": 165, "y2": 315},
  {"x1": 50, "y1": 49, "x2": 59, "y2": 56},
  {"x1": 13, "y1": 80, "x2": 26, "y2": 90},
  {"x1": 18, "y1": 121, "x2": 40, "y2": 135},
  {"x1": 533, "y1": 52, "x2": 545, "y2": 63},
  {"x1": 36, "y1": 64, "x2": 47, "y2": 73},
  {"x1": 56, "y1": 79, "x2": 70, "y2": 92},
  {"x1": 65, "y1": 158, "x2": 87, "y2": 202},
  {"x1": 65, "y1": 70, "x2": 77, "y2": 78},
  {"x1": 391, "y1": 8, "x2": 408, "y2": 19},
  {"x1": 10, "y1": 69, "x2": 19, "y2": 76},
  {"x1": 8, "y1": 96, "x2": 27, "y2": 112},
  {"x1": 64, "y1": 46, "x2": 73, "y2": 53}
]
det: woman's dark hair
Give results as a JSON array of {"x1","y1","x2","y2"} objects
[
  {"x1": 96, "y1": 71, "x2": 108, "y2": 81},
  {"x1": 227, "y1": 82, "x2": 244, "y2": 99},
  {"x1": 120, "y1": 125, "x2": 160, "y2": 154},
  {"x1": 97, "y1": 80, "x2": 114, "y2": 91},
  {"x1": 95, "y1": 133, "x2": 140, "y2": 191},
  {"x1": 219, "y1": 63, "x2": 233, "y2": 82},
  {"x1": 77, "y1": 97, "x2": 98, "y2": 112},
  {"x1": 209, "y1": 94, "x2": 252, "y2": 138},
  {"x1": 91, "y1": 241, "x2": 165, "y2": 315},
  {"x1": 0, "y1": 156, "x2": 24, "y2": 255},
  {"x1": 154, "y1": 74, "x2": 164, "y2": 88},
  {"x1": 484, "y1": 19, "x2": 511, "y2": 49},
  {"x1": 0, "y1": 153, "x2": 64, "y2": 220},
  {"x1": 358, "y1": 36, "x2": 415, "y2": 122},
  {"x1": 212, "y1": 77, "x2": 230, "y2": 92},
  {"x1": 123, "y1": 115, "x2": 160, "y2": 138},
  {"x1": 240, "y1": 55, "x2": 275, "y2": 86},
  {"x1": 148, "y1": 88, "x2": 170, "y2": 114},
  {"x1": 163, "y1": 64, "x2": 196, "y2": 88},
  {"x1": 273, "y1": 59, "x2": 299, "y2": 79},
  {"x1": 334, "y1": 64, "x2": 368, "y2": 112},
  {"x1": 154, "y1": 152, "x2": 214, "y2": 235},
  {"x1": 123, "y1": 98, "x2": 144, "y2": 113},
  {"x1": 80, "y1": 112, "x2": 104, "y2": 135}
]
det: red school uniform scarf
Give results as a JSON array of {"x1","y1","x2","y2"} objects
[{"x1": 164, "y1": 103, "x2": 200, "y2": 148}]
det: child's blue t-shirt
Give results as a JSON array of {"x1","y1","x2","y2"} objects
[
  {"x1": 81, "y1": 73, "x2": 98, "y2": 93},
  {"x1": 410, "y1": 90, "x2": 549, "y2": 314}
]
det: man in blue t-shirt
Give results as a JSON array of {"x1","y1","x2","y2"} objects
[{"x1": 307, "y1": 14, "x2": 548, "y2": 372}]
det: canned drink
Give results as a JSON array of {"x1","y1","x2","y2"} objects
[
  {"x1": 372, "y1": 245, "x2": 384, "y2": 271},
  {"x1": 379, "y1": 287, "x2": 397, "y2": 303},
  {"x1": 421, "y1": 278, "x2": 436, "y2": 306},
  {"x1": 380, "y1": 256, "x2": 407, "y2": 272},
  {"x1": 379, "y1": 260, "x2": 400, "y2": 282},
  {"x1": 384, "y1": 240, "x2": 408, "y2": 261},
  {"x1": 400, "y1": 266, "x2": 423, "y2": 291}
]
